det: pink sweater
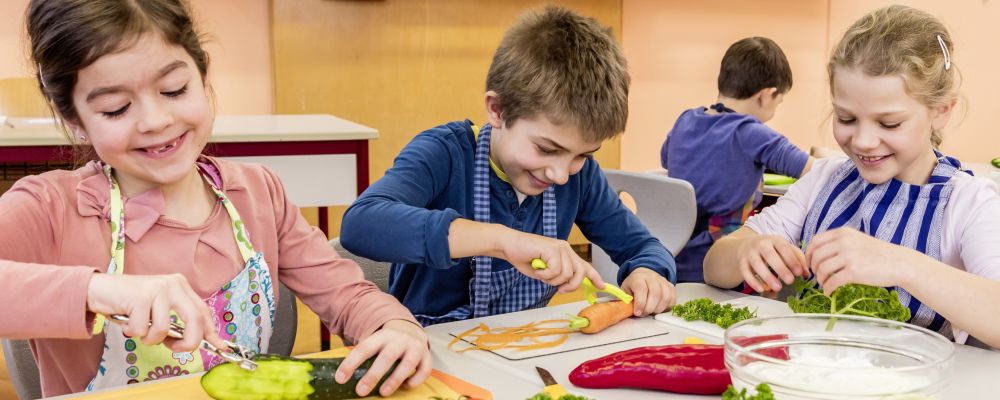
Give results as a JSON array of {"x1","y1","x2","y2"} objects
[{"x1": 0, "y1": 157, "x2": 417, "y2": 397}]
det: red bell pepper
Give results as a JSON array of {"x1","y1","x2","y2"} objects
[
  {"x1": 731, "y1": 334, "x2": 790, "y2": 361},
  {"x1": 568, "y1": 344, "x2": 731, "y2": 395}
]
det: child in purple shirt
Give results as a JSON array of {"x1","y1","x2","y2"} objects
[{"x1": 661, "y1": 37, "x2": 814, "y2": 283}]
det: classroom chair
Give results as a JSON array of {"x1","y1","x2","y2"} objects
[
  {"x1": 590, "y1": 169, "x2": 697, "y2": 285},
  {"x1": 330, "y1": 237, "x2": 391, "y2": 292},
  {"x1": 1, "y1": 283, "x2": 297, "y2": 400}
]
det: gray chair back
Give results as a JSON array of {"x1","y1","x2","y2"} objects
[
  {"x1": 267, "y1": 282, "x2": 298, "y2": 356},
  {"x1": 331, "y1": 237, "x2": 392, "y2": 292},
  {"x1": 2, "y1": 338, "x2": 40, "y2": 400},
  {"x1": 1, "y1": 283, "x2": 297, "y2": 400},
  {"x1": 591, "y1": 169, "x2": 697, "y2": 284}
]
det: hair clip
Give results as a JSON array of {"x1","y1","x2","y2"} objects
[
  {"x1": 937, "y1": 34, "x2": 951, "y2": 71},
  {"x1": 38, "y1": 63, "x2": 48, "y2": 89}
]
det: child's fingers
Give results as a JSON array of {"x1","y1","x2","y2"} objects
[
  {"x1": 806, "y1": 240, "x2": 838, "y2": 278},
  {"x1": 355, "y1": 344, "x2": 403, "y2": 397},
  {"x1": 143, "y1": 295, "x2": 172, "y2": 346},
  {"x1": 747, "y1": 253, "x2": 782, "y2": 292},
  {"x1": 404, "y1": 351, "x2": 434, "y2": 389},
  {"x1": 378, "y1": 346, "x2": 424, "y2": 396},
  {"x1": 171, "y1": 279, "x2": 213, "y2": 351},
  {"x1": 660, "y1": 283, "x2": 676, "y2": 311},
  {"x1": 804, "y1": 230, "x2": 837, "y2": 269},
  {"x1": 821, "y1": 270, "x2": 850, "y2": 296},
  {"x1": 556, "y1": 250, "x2": 574, "y2": 286},
  {"x1": 562, "y1": 257, "x2": 587, "y2": 293},
  {"x1": 585, "y1": 264, "x2": 606, "y2": 289},
  {"x1": 813, "y1": 257, "x2": 846, "y2": 292},
  {"x1": 640, "y1": 279, "x2": 662, "y2": 316},
  {"x1": 628, "y1": 279, "x2": 649, "y2": 316},
  {"x1": 776, "y1": 242, "x2": 807, "y2": 277},
  {"x1": 760, "y1": 247, "x2": 795, "y2": 285},
  {"x1": 529, "y1": 254, "x2": 562, "y2": 284},
  {"x1": 738, "y1": 259, "x2": 766, "y2": 293},
  {"x1": 126, "y1": 300, "x2": 152, "y2": 342},
  {"x1": 544, "y1": 252, "x2": 568, "y2": 287},
  {"x1": 335, "y1": 339, "x2": 378, "y2": 385}
]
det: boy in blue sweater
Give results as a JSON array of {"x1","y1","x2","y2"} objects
[
  {"x1": 342, "y1": 6, "x2": 676, "y2": 325},
  {"x1": 661, "y1": 37, "x2": 815, "y2": 284}
]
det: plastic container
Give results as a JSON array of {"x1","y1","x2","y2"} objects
[{"x1": 724, "y1": 314, "x2": 954, "y2": 399}]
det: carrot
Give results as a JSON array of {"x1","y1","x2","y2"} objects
[
  {"x1": 448, "y1": 320, "x2": 575, "y2": 353},
  {"x1": 572, "y1": 300, "x2": 634, "y2": 334}
]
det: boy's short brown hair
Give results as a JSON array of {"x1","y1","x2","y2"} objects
[
  {"x1": 718, "y1": 37, "x2": 793, "y2": 99},
  {"x1": 486, "y1": 6, "x2": 629, "y2": 142}
]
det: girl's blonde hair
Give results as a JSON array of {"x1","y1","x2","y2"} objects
[{"x1": 828, "y1": 5, "x2": 957, "y2": 147}]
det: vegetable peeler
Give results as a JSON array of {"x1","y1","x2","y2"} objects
[
  {"x1": 108, "y1": 314, "x2": 258, "y2": 371},
  {"x1": 530, "y1": 258, "x2": 634, "y2": 304}
]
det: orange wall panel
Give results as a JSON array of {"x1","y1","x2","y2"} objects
[
  {"x1": 827, "y1": 0, "x2": 1000, "y2": 164},
  {"x1": 0, "y1": 0, "x2": 272, "y2": 115},
  {"x1": 622, "y1": 0, "x2": 1000, "y2": 170},
  {"x1": 622, "y1": 0, "x2": 830, "y2": 172}
]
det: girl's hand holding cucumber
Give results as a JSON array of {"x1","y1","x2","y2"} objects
[{"x1": 334, "y1": 319, "x2": 432, "y2": 397}]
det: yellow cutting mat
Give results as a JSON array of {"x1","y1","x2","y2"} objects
[{"x1": 63, "y1": 348, "x2": 490, "y2": 400}]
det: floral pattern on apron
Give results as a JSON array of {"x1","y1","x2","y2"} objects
[{"x1": 86, "y1": 163, "x2": 276, "y2": 390}]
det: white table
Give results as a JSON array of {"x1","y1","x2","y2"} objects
[
  {"x1": 424, "y1": 283, "x2": 1000, "y2": 399},
  {"x1": 0, "y1": 114, "x2": 377, "y2": 209}
]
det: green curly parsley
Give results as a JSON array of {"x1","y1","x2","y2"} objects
[
  {"x1": 786, "y1": 278, "x2": 911, "y2": 330},
  {"x1": 722, "y1": 383, "x2": 775, "y2": 400},
  {"x1": 671, "y1": 297, "x2": 757, "y2": 329}
]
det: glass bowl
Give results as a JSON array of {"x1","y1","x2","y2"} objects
[{"x1": 724, "y1": 314, "x2": 954, "y2": 399}]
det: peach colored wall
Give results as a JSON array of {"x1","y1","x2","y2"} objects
[
  {"x1": 0, "y1": 0, "x2": 272, "y2": 115},
  {"x1": 623, "y1": 0, "x2": 1000, "y2": 171},
  {"x1": 828, "y1": 1, "x2": 1000, "y2": 164}
]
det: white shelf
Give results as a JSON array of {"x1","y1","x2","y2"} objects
[{"x1": 0, "y1": 114, "x2": 378, "y2": 146}]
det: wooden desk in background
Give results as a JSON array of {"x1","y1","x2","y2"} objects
[{"x1": 0, "y1": 114, "x2": 377, "y2": 350}]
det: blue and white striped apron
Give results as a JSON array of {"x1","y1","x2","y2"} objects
[
  {"x1": 800, "y1": 152, "x2": 969, "y2": 339},
  {"x1": 414, "y1": 123, "x2": 558, "y2": 325}
]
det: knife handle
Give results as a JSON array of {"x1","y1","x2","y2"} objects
[{"x1": 543, "y1": 383, "x2": 568, "y2": 397}]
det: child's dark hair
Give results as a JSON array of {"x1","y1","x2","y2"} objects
[
  {"x1": 717, "y1": 37, "x2": 793, "y2": 99},
  {"x1": 27, "y1": 0, "x2": 209, "y2": 129},
  {"x1": 486, "y1": 6, "x2": 630, "y2": 141}
]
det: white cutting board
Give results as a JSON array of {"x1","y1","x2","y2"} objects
[
  {"x1": 447, "y1": 300, "x2": 672, "y2": 360},
  {"x1": 654, "y1": 296, "x2": 794, "y2": 339}
]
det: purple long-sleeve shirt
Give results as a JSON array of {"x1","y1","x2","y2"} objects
[{"x1": 661, "y1": 107, "x2": 808, "y2": 282}]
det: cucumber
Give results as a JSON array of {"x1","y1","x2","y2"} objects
[
  {"x1": 992, "y1": 157, "x2": 1000, "y2": 169},
  {"x1": 201, "y1": 354, "x2": 398, "y2": 400}
]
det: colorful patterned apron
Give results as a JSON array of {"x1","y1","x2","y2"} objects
[
  {"x1": 799, "y1": 152, "x2": 967, "y2": 339},
  {"x1": 414, "y1": 123, "x2": 558, "y2": 325},
  {"x1": 86, "y1": 164, "x2": 276, "y2": 390},
  {"x1": 704, "y1": 103, "x2": 763, "y2": 241},
  {"x1": 707, "y1": 180, "x2": 763, "y2": 241}
]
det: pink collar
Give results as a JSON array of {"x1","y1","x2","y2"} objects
[{"x1": 75, "y1": 156, "x2": 236, "y2": 241}]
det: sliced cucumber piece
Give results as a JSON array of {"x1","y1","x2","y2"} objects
[{"x1": 201, "y1": 354, "x2": 396, "y2": 400}]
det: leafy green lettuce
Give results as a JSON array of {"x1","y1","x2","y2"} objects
[{"x1": 786, "y1": 278, "x2": 911, "y2": 330}]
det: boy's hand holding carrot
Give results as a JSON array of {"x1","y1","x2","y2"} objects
[{"x1": 621, "y1": 267, "x2": 676, "y2": 316}]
